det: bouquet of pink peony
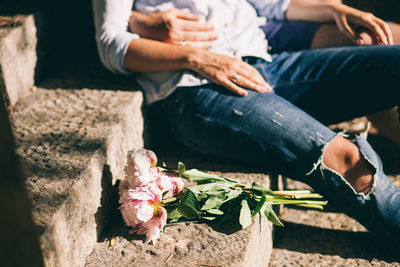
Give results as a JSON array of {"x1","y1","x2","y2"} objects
[{"x1": 119, "y1": 148, "x2": 327, "y2": 244}]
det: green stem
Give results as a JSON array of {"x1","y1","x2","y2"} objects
[{"x1": 162, "y1": 197, "x2": 177, "y2": 204}]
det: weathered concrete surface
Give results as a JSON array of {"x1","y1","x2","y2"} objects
[
  {"x1": 86, "y1": 172, "x2": 274, "y2": 267},
  {"x1": 11, "y1": 87, "x2": 144, "y2": 267},
  {"x1": 0, "y1": 91, "x2": 44, "y2": 266},
  {"x1": 0, "y1": 15, "x2": 36, "y2": 106},
  {"x1": 270, "y1": 178, "x2": 400, "y2": 266},
  {"x1": 269, "y1": 123, "x2": 400, "y2": 267}
]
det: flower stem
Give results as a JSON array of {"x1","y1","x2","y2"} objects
[{"x1": 162, "y1": 197, "x2": 177, "y2": 204}]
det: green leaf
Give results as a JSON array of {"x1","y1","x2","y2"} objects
[
  {"x1": 162, "y1": 190, "x2": 171, "y2": 199},
  {"x1": 178, "y1": 189, "x2": 201, "y2": 219},
  {"x1": 182, "y1": 169, "x2": 227, "y2": 183},
  {"x1": 263, "y1": 203, "x2": 283, "y2": 227},
  {"x1": 207, "y1": 209, "x2": 224, "y2": 215},
  {"x1": 201, "y1": 194, "x2": 225, "y2": 210},
  {"x1": 197, "y1": 191, "x2": 209, "y2": 201},
  {"x1": 239, "y1": 199, "x2": 252, "y2": 229},
  {"x1": 222, "y1": 190, "x2": 242, "y2": 204},
  {"x1": 189, "y1": 182, "x2": 235, "y2": 194},
  {"x1": 178, "y1": 203, "x2": 200, "y2": 219},
  {"x1": 167, "y1": 206, "x2": 183, "y2": 219},
  {"x1": 183, "y1": 189, "x2": 201, "y2": 209},
  {"x1": 178, "y1": 162, "x2": 186, "y2": 177},
  {"x1": 218, "y1": 213, "x2": 234, "y2": 225},
  {"x1": 205, "y1": 190, "x2": 227, "y2": 196},
  {"x1": 202, "y1": 216, "x2": 217, "y2": 221},
  {"x1": 251, "y1": 182, "x2": 266, "y2": 217}
]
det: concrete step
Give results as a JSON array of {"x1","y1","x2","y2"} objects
[
  {"x1": 86, "y1": 169, "x2": 275, "y2": 267},
  {"x1": 11, "y1": 78, "x2": 144, "y2": 266},
  {"x1": 0, "y1": 15, "x2": 36, "y2": 107},
  {"x1": 10, "y1": 63, "x2": 277, "y2": 266},
  {"x1": 270, "y1": 176, "x2": 400, "y2": 266}
]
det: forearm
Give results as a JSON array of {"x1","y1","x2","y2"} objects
[
  {"x1": 123, "y1": 38, "x2": 200, "y2": 72},
  {"x1": 286, "y1": 0, "x2": 337, "y2": 21},
  {"x1": 129, "y1": 11, "x2": 161, "y2": 40}
]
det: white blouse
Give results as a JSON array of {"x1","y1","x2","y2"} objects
[{"x1": 92, "y1": 0, "x2": 291, "y2": 103}]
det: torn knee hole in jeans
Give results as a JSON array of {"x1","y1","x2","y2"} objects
[{"x1": 306, "y1": 130, "x2": 378, "y2": 197}]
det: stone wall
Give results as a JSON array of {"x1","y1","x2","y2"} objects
[{"x1": 0, "y1": 91, "x2": 44, "y2": 266}]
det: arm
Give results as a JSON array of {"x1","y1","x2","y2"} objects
[
  {"x1": 92, "y1": 0, "x2": 270, "y2": 96},
  {"x1": 124, "y1": 38, "x2": 271, "y2": 96},
  {"x1": 129, "y1": 9, "x2": 218, "y2": 49},
  {"x1": 285, "y1": 0, "x2": 393, "y2": 45}
]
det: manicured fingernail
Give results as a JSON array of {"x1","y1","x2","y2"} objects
[
  {"x1": 356, "y1": 39, "x2": 363, "y2": 46},
  {"x1": 256, "y1": 85, "x2": 267, "y2": 93},
  {"x1": 241, "y1": 91, "x2": 248, "y2": 96},
  {"x1": 265, "y1": 85, "x2": 273, "y2": 92}
]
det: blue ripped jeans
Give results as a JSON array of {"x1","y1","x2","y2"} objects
[{"x1": 156, "y1": 45, "x2": 400, "y2": 245}]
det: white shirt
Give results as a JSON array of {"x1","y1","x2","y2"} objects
[{"x1": 92, "y1": 0, "x2": 291, "y2": 103}]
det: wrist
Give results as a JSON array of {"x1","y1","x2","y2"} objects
[
  {"x1": 327, "y1": 3, "x2": 346, "y2": 19},
  {"x1": 184, "y1": 48, "x2": 208, "y2": 71}
]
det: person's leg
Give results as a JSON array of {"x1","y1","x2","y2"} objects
[
  {"x1": 158, "y1": 83, "x2": 400, "y2": 246},
  {"x1": 311, "y1": 22, "x2": 400, "y2": 48},
  {"x1": 310, "y1": 23, "x2": 400, "y2": 144},
  {"x1": 267, "y1": 45, "x2": 400, "y2": 125},
  {"x1": 263, "y1": 19, "x2": 400, "y2": 144}
]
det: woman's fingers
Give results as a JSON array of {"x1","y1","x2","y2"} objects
[
  {"x1": 380, "y1": 21, "x2": 394, "y2": 45},
  {"x1": 232, "y1": 74, "x2": 267, "y2": 93},
  {"x1": 335, "y1": 14, "x2": 356, "y2": 42},
  {"x1": 177, "y1": 40, "x2": 214, "y2": 49},
  {"x1": 179, "y1": 20, "x2": 215, "y2": 32},
  {"x1": 364, "y1": 20, "x2": 388, "y2": 45},
  {"x1": 190, "y1": 52, "x2": 272, "y2": 96},
  {"x1": 351, "y1": 12, "x2": 392, "y2": 45},
  {"x1": 219, "y1": 77, "x2": 249, "y2": 96},
  {"x1": 240, "y1": 65, "x2": 272, "y2": 92},
  {"x1": 163, "y1": 10, "x2": 217, "y2": 47},
  {"x1": 173, "y1": 9, "x2": 201, "y2": 21},
  {"x1": 180, "y1": 31, "x2": 218, "y2": 42},
  {"x1": 373, "y1": 19, "x2": 393, "y2": 45}
]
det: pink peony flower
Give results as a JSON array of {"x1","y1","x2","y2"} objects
[
  {"x1": 124, "y1": 148, "x2": 159, "y2": 188},
  {"x1": 119, "y1": 182, "x2": 167, "y2": 244},
  {"x1": 119, "y1": 148, "x2": 186, "y2": 244},
  {"x1": 133, "y1": 206, "x2": 167, "y2": 244},
  {"x1": 157, "y1": 172, "x2": 185, "y2": 199}
]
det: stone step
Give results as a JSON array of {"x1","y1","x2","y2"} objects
[
  {"x1": 270, "y1": 177, "x2": 400, "y2": 266},
  {"x1": 86, "y1": 170, "x2": 275, "y2": 267},
  {"x1": 0, "y1": 15, "x2": 36, "y2": 107},
  {"x1": 11, "y1": 72, "x2": 144, "y2": 266},
  {"x1": 10, "y1": 63, "x2": 278, "y2": 266}
]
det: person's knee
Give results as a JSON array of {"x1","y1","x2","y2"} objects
[
  {"x1": 323, "y1": 136, "x2": 374, "y2": 194},
  {"x1": 356, "y1": 29, "x2": 377, "y2": 46}
]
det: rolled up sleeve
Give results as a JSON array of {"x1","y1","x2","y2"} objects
[
  {"x1": 92, "y1": 0, "x2": 139, "y2": 74},
  {"x1": 248, "y1": 0, "x2": 292, "y2": 20}
]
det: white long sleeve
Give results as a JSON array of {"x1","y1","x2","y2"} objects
[{"x1": 92, "y1": 0, "x2": 139, "y2": 74}]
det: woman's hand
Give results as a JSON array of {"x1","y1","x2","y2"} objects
[
  {"x1": 187, "y1": 50, "x2": 272, "y2": 96},
  {"x1": 130, "y1": 9, "x2": 218, "y2": 49},
  {"x1": 331, "y1": 4, "x2": 393, "y2": 45}
]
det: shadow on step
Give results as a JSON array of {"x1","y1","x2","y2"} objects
[
  {"x1": 273, "y1": 220, "x2": 399, "y2": 262},
  {"x1": 17, "y1": 130, "x2": 104, "y2": 180},
  {"x1": 37, "y1": 63, "x2": 142, "y2": 92}
]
